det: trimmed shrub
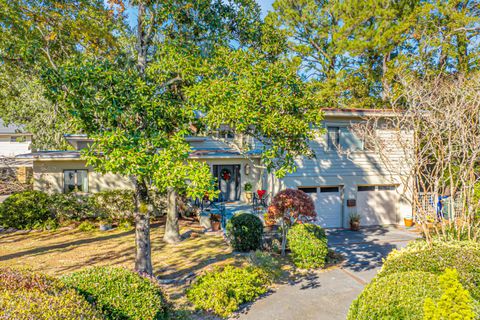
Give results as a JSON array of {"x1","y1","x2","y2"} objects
[
  {"x1": 287, "y1": 223, "x2": 328, "y2": 269},
  {"x1": 50, "y1": 193, "x2": 96, "y2": 222},
  {"x1": 347, "y1": 271, "x2": 442, "y2": 320},
  {"x1": 226, "y1": 213, "x2": 263, "y2": 252},
  {"x1": 94, "y1": 190, "x2": 135, "y2": 221},
  {"x1": 187, "y1": 265, "x2": 270, "y2": 317},
  {"x1": 423, "y1": 268, "x2": 475, "y2": 320},
  {"x1": 0, "y1": 268, "x2": 101, "y2": 319},
  {"x1": 0, "y1": 191, "x2": 54, "y2": 229},
  {"x1": 62, "y1": 266, "x2": 169, "y2": 320},
  {"x1": 379, "y1": 240, "x2": 480, "y2": 300}
]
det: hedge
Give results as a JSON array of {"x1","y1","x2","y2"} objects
[
  {"x1": 347, "y1": 271, "x2": 442, "y2": 320},
  {"x1": 379, "y1": 240, "x2": 480, "y2": 300},
  {"x1": 0, "y1": 268, "x2": 101, "y2": 319},
  {"x1": 62, "y1": 266, "x2": 169, "y2": 320},
  {"x1": 0, "y1": 191, "x2": 54, "y2": 229}
]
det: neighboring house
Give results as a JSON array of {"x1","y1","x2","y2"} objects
[
  {"x1": 16, "y1": 109, "x2": 413, "y2": 228},
  {"x1": 0, "y1": 119, "x2": 32, "y2": 157}
]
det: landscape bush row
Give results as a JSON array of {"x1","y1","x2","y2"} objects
[
  {"x1": 348, "y1": 240, "x2": 480, "y2": 319},
  {"x1": 0, "y1": 189, "x2": 166, "y2": 230},
  {"x1": 0, "y1": 266, "x2": 169, "y2": 320}
]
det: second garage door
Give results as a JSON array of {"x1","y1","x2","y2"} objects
[
  {"x1": 299, "y1": 186, "x2": 343, "y2": 228},
  {"x1": 357, "y1": 185, "x2": 399, "y2": 226}
]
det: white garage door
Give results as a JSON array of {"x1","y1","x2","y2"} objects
[
  {"x1": 357, "y1": 185, "x2": 399, "y2": 226},
  {"x1": 299, "y1": 187, "x2": 342, "y2": 228}
]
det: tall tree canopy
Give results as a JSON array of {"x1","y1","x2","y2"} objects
[
  {"x1": 0, "y1": 0, "x2": 121, "y2": 149},
  {"x1": 267, "y1": 0, "x2": 480, "y2": 108},
  {"x1": 43, "y1": 0, "x2": 322, "y2": 274}
]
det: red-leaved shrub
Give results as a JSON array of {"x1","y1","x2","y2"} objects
[{"x1": 266, "y1": 189, "x2": 316, "y2": 225}]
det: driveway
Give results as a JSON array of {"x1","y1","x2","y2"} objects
[{"x1": 237, "y1": 226, "x2": 420, "y2": 320}]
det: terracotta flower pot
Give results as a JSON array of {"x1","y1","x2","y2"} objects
[
  {"x1": 211, "y1": 221, "x2": 221, "y2": 231},
  {"x1": 404, "y1": 217, "x2": 414, "y2": 227},
  {"x1": 350, "y1": 221, "x2": 360, "y2": 231}
]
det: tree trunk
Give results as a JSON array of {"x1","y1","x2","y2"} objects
[
  {"x1": 132, "y1": 176, "x2": 153, "y2": 275},
  {"x1": 163, "y1": 187, "x2": 181, "y2": 244}
]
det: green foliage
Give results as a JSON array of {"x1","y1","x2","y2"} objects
[
  {"x1": 266, "y1": 0, "x2": 480, "y2": 108},
  {"x1": 186, "y1": 48, "x2": 323, "y2": 176},
  {"x1": 61, "y1": 266, "x2": 169, "y2": 320},
  {"x1": 50, "y1": 193, "x2": 96, "y2": 222},
  {"x1": 187, "y1": 265, "x2": 270, "y2": 318},
  {"x1": 423, "y1": 268, "x2": 475, "y2": 320},
  {"x1": 0, "y1": 191, "x2": 54, "y2": 229},
  {"x1": 77, "y1": 220, "x2": 97, "y2": 232},
  {"x1": 226, "y1": 213, "x2": 264, "y2": 252},
  {"x1": 348, "y1": 271, "x2": 442, "y2": 320},
  {"x1": 248, "y1": 251, "x2": 283, "y2": 281},
  {"x1": 94, "y1": 189, "x2": 135, "y2": 221},
  {"x1": 287, "y1": 223, "x2": 328, "y2": 269},
  {"x1": 379, "y1": 240, "x2": 480, "y2": 300},
  {"x1": 0, "y1": 268, "x2": 101, "y2": 319}
]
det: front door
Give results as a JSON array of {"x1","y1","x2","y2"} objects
[{"x1": 213, "y1": 165, "x2": 241, "y2": 202}]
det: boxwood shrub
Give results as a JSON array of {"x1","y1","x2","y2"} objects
[
  {"x1": 347, "y1": 271, "x2": 442, "y2": 320},
  {"x1": 287, "y1": 223, "x2": 328, "y2": 269},
  {"x1": 0, "y1": 191, "x2": 54, "y2": 229},
  {"x1": 62, "y1": 266, "x2": 169, "y2": 320},
  {"x1": 379, "y1": 240, "x2": 480, "y2": 300},
  {"x1": 186, "y1": 265, "x2": 270, "y2": 317},
  {"x1": 226, "y1": 213, "x2": 264, "y2": 252},
  {"x1": 0, "y1": 268, "x2": 101, "y2": 319}
]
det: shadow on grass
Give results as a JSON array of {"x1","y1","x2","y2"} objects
[{"x1": 0, "y1": 229, "x2": 136, "y2": 262}]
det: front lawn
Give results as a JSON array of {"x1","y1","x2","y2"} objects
[{"x1": 0, "y1": 220, "x2": 238, "y2": 310}]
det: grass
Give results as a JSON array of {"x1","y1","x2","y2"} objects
[{"x1": 0, "y1": 220, "x2": 240, "y2": 311}]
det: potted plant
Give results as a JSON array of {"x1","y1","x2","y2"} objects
[
  {"x1": 210, "y1": 214, "x2": 222, "y2": 231},
  {"x1": 404, "y1": 215, "x2": 414, "y2": 227},
  {"x1": 244, "y1": 182, "x2": 253, "y2": 202},
  {"x1": 349, "y1": 213, "x2": 361, "y2": 231},
  {"x1": 263, "y1": 212, "x2": 276, "y2": 232}
]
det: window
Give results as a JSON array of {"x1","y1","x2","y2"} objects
[
  {"x1": 358, "y1": 186, "x2": 376, "y2": 192},
  {"x1": 327, "y1": 127, "x2": 340, "y2": 150},
  {"x1": 320, "y1": 186, "x2": 340, "y2": 193},
  {"x1": 298, "y1": 187, "x2": 317, "y2": 194},
  {"x1": 378, "y1": 185, "x2": 396, "y2": 191},
  {"x1": 327, "y1": 126, "x2": 364, "y2": 151},
  {"x1": 358, "y1": 185, "x2": 397, "y2": 192},
  {"x1": 64, "y1": 170, "x2": 88, "y2": 193}
]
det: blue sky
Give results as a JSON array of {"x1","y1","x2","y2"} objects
[
  {"x1": 124, "y1": 1, "x2": 275, "y2": 27},
  {"x1": 258, "y1": 0, "x2": 274, "y2": 16}
]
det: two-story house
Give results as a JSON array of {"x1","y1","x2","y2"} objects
[{"x1": 16, "y1": 109, "x2": 413, "y2": 228}]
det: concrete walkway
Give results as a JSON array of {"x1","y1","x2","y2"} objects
[{"x1": 237, "y1": 226, "x2": 420, "y2": 320}]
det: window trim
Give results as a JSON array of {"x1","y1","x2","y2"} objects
[{"x1": 63, "y1": 169, "x2": 89, "y2": 193}]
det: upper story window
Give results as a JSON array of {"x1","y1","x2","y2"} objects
[
  {"x1": 64, "y1": 170, "x2": 88, "y2": 193},
  {"x1": 326, "y1": 126, "x2": 365, "y2": 151}
]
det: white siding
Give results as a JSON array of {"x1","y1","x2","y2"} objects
[{"x1": 0, "y1": 136, "x2": 31, "y2": 157}]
